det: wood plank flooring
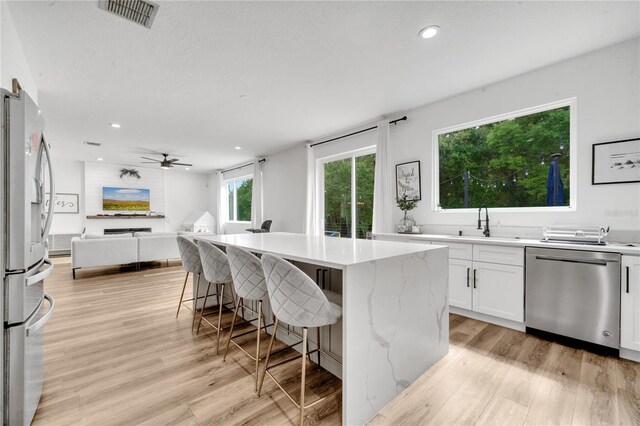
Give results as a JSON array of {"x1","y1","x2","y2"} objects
[
  {"x1": 34, "y1": 257, "x2": 341, "y2": 425},
  {"x1": 36, "y1": 257, "x2": 639, "y2": 425}
]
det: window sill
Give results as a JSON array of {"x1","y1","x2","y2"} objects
[
  {"x1": 224, "y1": 221, "x2": 252, "y2": 224},
  {"x1": 432, "y1": 206, "x2": 576, "y2": 214}
]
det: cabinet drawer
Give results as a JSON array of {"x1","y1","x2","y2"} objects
[
  {"x1": 439, "y1": 242, "x2": 472, "y2": 260},
  {"x1": 473, "y1": 244, "x2": 523, "y2": 266}
]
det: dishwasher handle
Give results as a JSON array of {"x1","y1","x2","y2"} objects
[{"x1": 534, "y1": 255, "x2": 615, "y2": 266}]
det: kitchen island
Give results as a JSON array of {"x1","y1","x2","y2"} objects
[{"x1": 193, "y1": 232, "x2": 449, "y2": 425}]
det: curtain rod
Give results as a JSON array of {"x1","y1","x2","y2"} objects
[
  {"x1": 310, "y1": 115, "x2": 407, "y2": 148},
  {"x1": 221, "y1": 158, "x2": 265, "y2": 174}
]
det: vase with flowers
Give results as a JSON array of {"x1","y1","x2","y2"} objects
[{"x1": 397, "y1": 194, "x2": 419, "y2": 233}]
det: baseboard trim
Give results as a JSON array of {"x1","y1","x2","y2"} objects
[
  {"x1": 449, "y1": 306, "x2": 525, "y2": 332},
  {"x1": 620, "y1": 348, "x2": 640, "y2": 362}
]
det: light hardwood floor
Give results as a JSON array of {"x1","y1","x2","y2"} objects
[{"x1": 36, "y1": 257, "x2": 639, "y2": 425}]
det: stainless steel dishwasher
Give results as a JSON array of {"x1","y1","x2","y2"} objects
[{"x1": 525, "y1": 247, "x2": 621, "y2": 349}]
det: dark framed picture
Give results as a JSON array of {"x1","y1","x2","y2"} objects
[
  {"x1": 592, "y1": 138, "x2": 640, "y2": 185},
  {"x1": 396, "y1": 161, "x2": 421, "y2": 200}
]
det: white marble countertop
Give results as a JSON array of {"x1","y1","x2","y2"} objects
[
  {"x1": 194, "y1": 232, "x2": 444, "y2": 268},
  {"x1": 373, "y1": 232, "x2": 640, "y2": 255}
]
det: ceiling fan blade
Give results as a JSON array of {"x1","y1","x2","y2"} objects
[
  {"x1": 168, "y1": 158, "x2": 180, "y2": 163},
  {"x1": 172, "y1": 162, "x2": 193, "y2": 166},
  {"x1": 140, "y1": 157, "x2": 161, "y2": 162}
]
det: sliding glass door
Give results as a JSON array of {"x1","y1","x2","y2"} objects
[{"x1": 319, "y1": 148, "x2": 375, "y2": 239}]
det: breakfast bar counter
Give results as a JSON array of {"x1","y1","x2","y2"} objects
[{"x1": 194, "y1": 232, "x2": 449, "y2": 425}]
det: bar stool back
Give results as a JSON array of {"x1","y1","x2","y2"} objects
[
  {"x1": 258, "y1": 253, "x2": 342, "y2": 425},
  {"x1": 224, "y1": 246, "x2": 269, "y2": 390},
  {"x1": 197, "y1": 240, "x2": 233, "y2": 353},
  {"x1": 176, "y1": 237, "x2": 203, "y2": 329}
]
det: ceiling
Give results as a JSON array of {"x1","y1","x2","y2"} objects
[{"x1": 6, "y1": 1, "x2": 639, "y2": 173}]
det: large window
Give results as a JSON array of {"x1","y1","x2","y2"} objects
[
  {"x1": 320, "y1": 149, "x2": 375, "y2": 239},
  {"x1": 227, "y1": 176, "x2": 252, "y2": 222},
  {"x1": 435, "y1": 101, "x2": 574, "y2": 210}
]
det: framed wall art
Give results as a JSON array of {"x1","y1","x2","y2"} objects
[
  {"x1": 592, "y1": 138, "x2": 640, "y2": 185},
  {"x1": 45, "y1": 192, "x2": 79, "y2": 214},
  {"x1": 396, "y1": 160, "x2": 421, "y2": 200}
]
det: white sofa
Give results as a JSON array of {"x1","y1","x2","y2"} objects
[{"x1": 71, "y1": 231, "x2": 211, "y2": 279}]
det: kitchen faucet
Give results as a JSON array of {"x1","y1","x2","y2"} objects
[{"x1": 477, "y1": 204, "x2": 490, "y2": 237}]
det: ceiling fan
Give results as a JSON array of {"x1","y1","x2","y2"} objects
[{"x1": 140, "y1": 153, "x2": 192, "y2": 170}]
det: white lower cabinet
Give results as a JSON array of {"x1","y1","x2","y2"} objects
[
  {"x1": 621, "y1": 255, "x2": 640, "y2": 352},
  {"x1": 449, "y1": 258, "x2": 473, "y2": 310},
  {"x1": 472, "y1": 261, "x2": 524, "y2": 322},
  {"x1": 444, "y1": 243, "x2": 524, "y2": 323}
]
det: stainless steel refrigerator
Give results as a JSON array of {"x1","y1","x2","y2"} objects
[{"x1": 2, "y1": 88, "x2": 56, "y2": 425}]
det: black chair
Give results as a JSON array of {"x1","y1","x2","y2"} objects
[{"x1": 246, "y1": 220, "x2": 272, "y2": 233}]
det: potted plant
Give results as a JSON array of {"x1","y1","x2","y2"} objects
[{"x1": 397, "y1": 194, "x2": 418, "y2": 233}]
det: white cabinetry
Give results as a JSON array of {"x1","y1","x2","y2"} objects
[
  {"x1": 443, "y1": 243, "x2": 524, "y2": 324},
  {"x1": 449, "y1": 258, "x2": 473, "y2": 310},
  {"x1": 621, "y1": 255, "x2": 640, "y2": 353},
  {"x1": 472, "y1": 261, "x2": 524, "y2": 322}
]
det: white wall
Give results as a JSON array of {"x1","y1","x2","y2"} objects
[
  {"x1": 254, "y1": 39, "x2": 639, "y2": 240},
  {"x1": 263, "y1": 144, "x2": 308, "y2": 233},
  {"x1": 49, "y1": 160, "x2": 210, "y2": 235},
  {"x1": 49, "y1": 159, "x2": 84, "y2": 234},
  {"x1": 163, "y1": 170, "x2": 209, "y2": 232},
  {"x1": 388, "y1": 38, "x2": 640, "y2": 239},
  {"x1": 0, "y1": 1, "x2": 37, "y2": 103}
]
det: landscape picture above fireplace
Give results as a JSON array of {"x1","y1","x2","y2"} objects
[{"x1": 102, "y1": 187, "x2": 150, "y2": 211}]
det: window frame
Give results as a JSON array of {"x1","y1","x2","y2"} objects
[
  {"x1": 316, "y1": 145, "x2": 376, "y2": 239},
  {"x1": 431, "y1": 98, "x2": 577, "y2": 213},
  {"x1": 225, "y1": 173, "x2": 253, "y2": 223}
]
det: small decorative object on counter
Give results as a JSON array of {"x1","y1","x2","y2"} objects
[{"x1": 397, "y1": 194, "x2": 419, "y2": 233}]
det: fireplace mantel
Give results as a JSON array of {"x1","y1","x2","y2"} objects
[{"x1": 86, "y1": 215, "x2": 166, "y2": 220}]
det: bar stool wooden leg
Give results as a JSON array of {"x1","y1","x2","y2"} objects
[
  {"x1": 196, "y1": 281, "x2": 212, "y2": 334},
  {"x1": 191, "y1": 273, "x2": 201, "y2": 331},
  {"x1": 216, "y1": 283, "x2": 225, "y2": 354},
  {"x1": 257, "y1": 317, "x2": 279, "y2": 397},
  {"x1": 223, "y1": 297, "x2": 242, "y2": 362},
  {"x1": 176, "y1": 272, "x2": 189, "y2": 317},
  {"x1": 254, "y1": 300, "x2": 263, "y2": 392},
  {"x1": 316, "y1": 326, "x2": 321, "y2": 368},
  {"x1": 300, "y1": 327, "x2": 308, "y2": 426}
]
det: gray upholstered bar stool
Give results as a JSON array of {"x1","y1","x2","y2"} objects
[
  {"x1": 258, "y1": 253, "x2": 342, "y2": 426},
  {"x1": 176, "y1": 236, "x2": 203, "y2": 329},
  {"x1": 223, "y1": 245, "x2": 271, "y2": 391},
  {"x1": 197, "y1": 239, "x2": 235, "y2": 353}
]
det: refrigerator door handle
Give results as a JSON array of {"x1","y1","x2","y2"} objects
[
  {"x1": 40, "y1": 135, "x2": 55, "y2": 243},
  {"x1": 26, "y1": 258, "x2": 54, "y2": 287},
  {"x1": 26, "y1": 293, "x2": 55, "y2": 336}
]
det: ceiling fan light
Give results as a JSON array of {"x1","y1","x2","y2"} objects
[{"x1": 160, "y1": 165, "x2": 170, "y2": 170}]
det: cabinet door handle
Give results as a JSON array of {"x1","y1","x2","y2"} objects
[
  {"x1": 466, "y1": 268, "x2": 470, "y2": 287},
  {"x1": 322, "y1": 268, "x2": 328, "y2": 290},
  {"x1": 626, "y1": 266, "x2": 630, "y2": 293},
  {"x1": 473, "y1": 269, "x2": 477, "y2": 288}
]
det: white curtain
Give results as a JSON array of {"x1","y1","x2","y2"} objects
[
  {"x1": 216, "y1": 171, "x2": 227, "y2": 235},
  {"x1": 303, "y1": 143, "x2": 319, "y2": 236},
  {"x1": 250, "y1": 160, "x2": 264, "y2": 228},
  {"x1": 372, "y1": 119, "x2": 393, "y2": 233}
]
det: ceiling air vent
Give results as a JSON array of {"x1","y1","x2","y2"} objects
[{"x1": 98, "y1": 0, "x2": 159, "y2": 29}]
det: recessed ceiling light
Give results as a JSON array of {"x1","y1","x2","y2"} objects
[
  {"x1": 97, "y1": 157, "x2": 103, "y2": 161},
  {"x1": 419, "y1": 25, "x2": 440, "y2": 39},
  {"x1": 234, "y1": 146, "x2": 242, "y2": 150},
  {"x1": 185, "y1": 167, "x2": 190, "y2": 170},
  {"x1": 109, "y1": 123, "x2": 121, "y2": 128}
]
